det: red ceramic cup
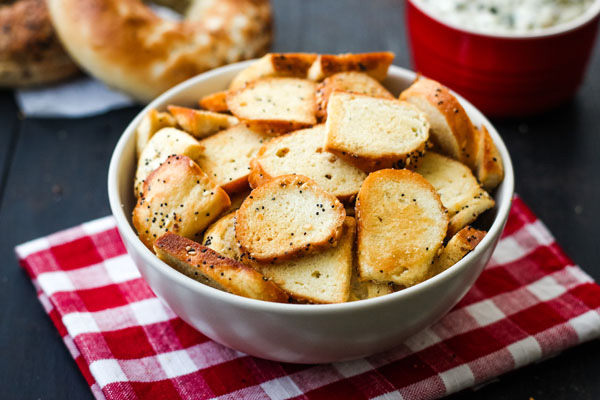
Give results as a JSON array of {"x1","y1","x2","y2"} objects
[{"x1": 406, "y1": 0, "x2": 600, "y2": 117}]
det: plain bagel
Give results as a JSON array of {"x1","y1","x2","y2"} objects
[
  {"x1": 47, "y1": 0, "x2": 272, "y2": 102},
  {"x1": 0, "y1": 0, "x2": 79, "y2": 87}
]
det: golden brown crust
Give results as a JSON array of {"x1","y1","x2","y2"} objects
[
  {"x1": 307, "y1": 52, "x2": 395, "y2": 82},
  {"x1": 46, "y1": 0, "x2": 273, "y2": 101},
  {"x1": 154, "y1": 232, "x2": 289, "y2": 303},
  {"x1": 222, "y1": 177, "x2": 251, "y2": 194},
  {"x1": 229, "y1": 52, "x2": 318, "y2": 90},
  {"x1": 243, "y1": 120, "x2": 315, "y2": 136},
  {"x1": 315, "y1": 71, "x2": 394, "y2": 120},
  {"x1": 235, "y1": 174, "x2": 346, "y2": 263},
  {"x1": 167, "y1": 105, "x2": 238, "y2": 139},
  {"x1": 430, "y1": 226, "x2": 486, "y2": 277},
  {"x1": 326, "y1": 145, "x2": 427, "y2": 173},
  {"x1": 269, "y1": 53, "x2": 318, "y2": 77},
  {"x1": 356, "y1": 169, "x2": 448, "y2": 286},
  {"x1": 475, "y1": 125, "x2": 504, "y2": 191},
  {"x1": 248, "y1": 157, "x2": 271, "y2": 189},
  {"x1": 0, "y1": 0, "x2": 79, "y2": 87},
  {"x1": 400, "y1": 78, "x2": 478, "y2": 170},
  {"x1": 133, "y1": 155, "x2": 231, "y2": 250},
  {"x1": 199, "y1": 91, "x2": 230, "y2": 113}
]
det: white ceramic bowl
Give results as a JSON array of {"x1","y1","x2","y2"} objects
[{"x1": 108, "y1": 61, "x2": 515, "y2": 364}]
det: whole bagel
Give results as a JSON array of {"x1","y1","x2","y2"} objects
[
  {"x1": 47, "y1": 0, "x2": 272, "y2": 102},
  {"x1": 0, "y1": 0, "x2": 79, "y2": 87}
]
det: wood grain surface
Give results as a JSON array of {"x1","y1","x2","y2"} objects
[{"x1": 0, "y1": 1, "x2": 598, "y2": 399}]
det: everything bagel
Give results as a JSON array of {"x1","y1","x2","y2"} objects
[
  {"x1": 47, "y1": 0, "x2": 272, "y2": 102},
  {"x1": 0, "y1": 0, "x2": 79, "y2": 87}
]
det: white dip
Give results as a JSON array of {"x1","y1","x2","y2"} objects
[{"x1": 415, "y1": 0, "x2": 595, "y2": 34}]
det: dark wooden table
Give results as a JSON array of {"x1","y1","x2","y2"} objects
[{"x1": 1, "y1": 1, "x2": 599, "y2": 398}]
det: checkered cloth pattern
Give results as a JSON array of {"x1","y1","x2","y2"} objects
[{"x1": 15, "y1": 196, "x2": 600, "y2": 400}]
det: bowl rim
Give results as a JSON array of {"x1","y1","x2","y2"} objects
[
  {"x1": 108, "y1": 60, "x2": 515, "y2": 315},
  {"x1": 408, "y1": 0, "x2": 600, "y2": 39}
]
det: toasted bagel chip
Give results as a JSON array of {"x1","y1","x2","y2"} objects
[
  {"x1": 167, "y1": 105, "x2": 238, "y2": 139},
  {"x1": 133, "y1": 155, "x2": 230, "y2": 250},
  {"x1": 356, "y1": 169, "x2": 448, "y2": 287},
  {"x1": 325, "y1": 92, "x2": 429, "y2": 171},
  {"x1": 227, "y1": 77, "x2": 317, "y2": 135},
  {"x1": 249, "y1": 125, "x2": 366, "y2": 200},
  {"x1": 134, "y1": 127, "x2": 204, "y2": 198},
  {"x1": 154, "y1": 233, "x2": 288, "y2": 303},
  {"x1": 315, "y1": 71, "x2": 393, "y2": 119},
  {"x1": 236, "y1": 174, "x2": 346, "y2": 262}
]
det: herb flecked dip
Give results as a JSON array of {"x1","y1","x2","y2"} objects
[{"x1": 416, "y1": 0, "x2": 595, "y2": 34}]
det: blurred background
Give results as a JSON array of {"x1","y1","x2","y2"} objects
[{"x1": 0, "y1": 0, "x2": 599, "y2": 398}]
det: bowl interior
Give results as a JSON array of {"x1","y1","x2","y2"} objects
[{"x1": 108, "y1": 61, "x2": 515, "y2": 313}]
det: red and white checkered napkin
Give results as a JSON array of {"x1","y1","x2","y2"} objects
[{"x1": 15, "y1": 197, "x2": 600, "y2": 400}]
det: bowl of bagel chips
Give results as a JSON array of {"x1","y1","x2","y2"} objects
[{"x1": 108, "y1": 52, "x2": 514, "y2": 363}]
